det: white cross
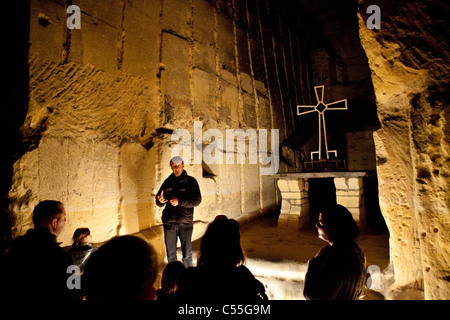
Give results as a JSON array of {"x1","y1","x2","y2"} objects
[{"x1": 297, "y1": 85, "x2": 347, "y2": 160}]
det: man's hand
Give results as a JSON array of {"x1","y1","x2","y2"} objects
[
  {"x1": 170, "y1": 197, "x2": 179, "y2": 207},
  {"x1": 157, "y1": 191, "x2": 168, "y2": 204}
]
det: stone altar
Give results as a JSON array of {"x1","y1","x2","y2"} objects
[{"x1": 276, "y1": 171, "x2": 370, "y2": 230}]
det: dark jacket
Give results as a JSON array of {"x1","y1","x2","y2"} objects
[
  {"x1": 2, "y1": 228, "x2": 80, "y2": 300},
  {"x1": 303, "y1": 241, "x2": 366, "y2": 300},
  {"x1": 69, "y1": 243, "x2": 97, "y2": 275},
  {"x1": 155, "y1": 170, "x2": 201, "y2": 227},
  {"x1": 177, "y1": 265, "x2": 268, "y2": 300}
]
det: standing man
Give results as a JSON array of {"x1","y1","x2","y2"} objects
[{"x1": 156, "y1": 156, "x2": 201, "y2": 267}]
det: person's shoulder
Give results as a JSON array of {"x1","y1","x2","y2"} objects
[
  {"x1": 234, "y1": 265, "x2": 267, "y2": 298},
  {"x1": 236, "y1": 265, "x2": 251, "y2": 272},
  {"x1": 322, "y1": 242, "x2": 364, "y2": 267},
  {"x1": 185, "y1": 174, "x2": 199, "y2": 183},
  {"x1": 9, "y1": 229, "x2": 38, "y2": 248},
  {"x1": 332, "y1": 241, "x2": 363, "y2": 255},
  {"x1": 235, "y1": 265, "x2": 257, "y2": 279},
  {"x1": 163, "y1": 174, "x2": 175, "y2": 183}
]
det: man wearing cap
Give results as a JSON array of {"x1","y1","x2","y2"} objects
[{"x1": 156, "y1": 156, "x2": 201, "y2": 267}]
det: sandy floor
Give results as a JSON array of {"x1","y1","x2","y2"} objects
[{"x1": 167, "y1": 215, "x2": 390, "y2": 300}]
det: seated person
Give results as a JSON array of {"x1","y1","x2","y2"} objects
[
  {"x1": 303, "y1": 204, "x2": 366, "y2": 300},
  {"x1": 157, "y1": 260, "x2": 185, "y2": 300},
  {"x1": 177, "y1": 215, "x2": 267, "y2": 300},
  {"x1": 83, "y1": 235, "x2": 158, "y2": 300},
  {"x1": 69, "y1": 227, "x2": 97, "y2": 275}
]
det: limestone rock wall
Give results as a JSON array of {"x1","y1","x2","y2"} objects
[
  {"x1": 358, "y1": 0, "x2": 450, "y2": 299},
  {"x1": 9, "y1": 0, "x2": 312, "y2": 248}
]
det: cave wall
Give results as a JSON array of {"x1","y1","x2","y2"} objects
[
  {"x1": 358, "y1": 0, "x2": 450, "y2": 299},
  {"x1": 296, "y1": 0, "x2": 382, "y2": 232},
  {"x1": 9, "y1": 0, "x2": 312, "y2": 249}
]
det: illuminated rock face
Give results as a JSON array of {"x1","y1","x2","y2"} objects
[
  {"x1": 359, "y1": 0, "x2": 450, "y2": 299},
  {"x1": 9, "y1": 0, "x2": 311, "y2": 252},
  {"x1": 7, "y1": 0, "x2": 449, "y2": 300}
]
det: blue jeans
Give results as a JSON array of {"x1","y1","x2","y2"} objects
[{"x1": 164, "y1": 224, "x2": 193, "y2": 267}]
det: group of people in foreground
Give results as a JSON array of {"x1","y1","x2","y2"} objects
[
  {"x1": 1, "y1": 157, "x2": 366, "y2": 300},
  {"x1": 1, "y1": 200, "x2": 366, "y2": 300}
]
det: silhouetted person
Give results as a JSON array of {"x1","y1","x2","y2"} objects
[
  {"x1": 83, "y1": 235, "x2": 158, "y2": 300},
  {"x1": 69, "y1": 228, "x2": 97, "y2": 275},
  {"x1": 178, "y1": 215, "x2": 268, "y2": 300},
  {"x1": 156, "y1": 156, "x2": 202, "y2": 267},
  {"x1": 303, "y1": 204, "x2": 366, "y2": 300},
  {"x1": 157, "y1": 260, "x2": 186, "y2": 300},
  {"x1": 2, "y1": 200, "x2": 80, "y2": 300}
]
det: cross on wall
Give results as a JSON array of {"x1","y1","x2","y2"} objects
[{"x1": 297, "y1": 86, "x2": 348, "y2": 161}]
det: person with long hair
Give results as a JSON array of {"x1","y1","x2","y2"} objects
[
  {"x1": 157, "y1": 260, "x2": 185, "y2": 300},
  {"x1": 69, "y1": 228, "x2": 97, "y2": 275},
  {"x1": 177, "y1": 215, "x2": 267, "y2": 300},
  {"x1": 303, "y1": 204, "x2": 366, "y2": 300}
]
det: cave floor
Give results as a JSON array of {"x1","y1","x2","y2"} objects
[{"x1": 169, "y1": 215, "x2": 390, "y2": 300}]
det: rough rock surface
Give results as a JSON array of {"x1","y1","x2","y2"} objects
[
  {"x1": 9, "y1": 0, "x2": 311, "y2": 251},
  {"x1": 5, "y1": 0, "x2": 448, "y2": 300},
  {"x1": 358, "y1": 0, "x2": 450, "y2": 299}
]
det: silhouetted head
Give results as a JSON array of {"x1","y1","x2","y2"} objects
[
  {"x1": 72, "y1": 228, "x2": 92, "y2": 246},
  {"x1": 160, "y1": 260, "x2": 186, "y2": 295},
  {"x1": 84, "y1": 235, "x2": 158, "y2": 300},
  {"x1": 32, "y1": 200, "x2": 66, "y2": 236},
  {"x1": 197, "y1": 215, "x2": 245, "y2": 268},
  {"x1": 316, "y1": 204, "x2": 359, "y2": 244}
]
